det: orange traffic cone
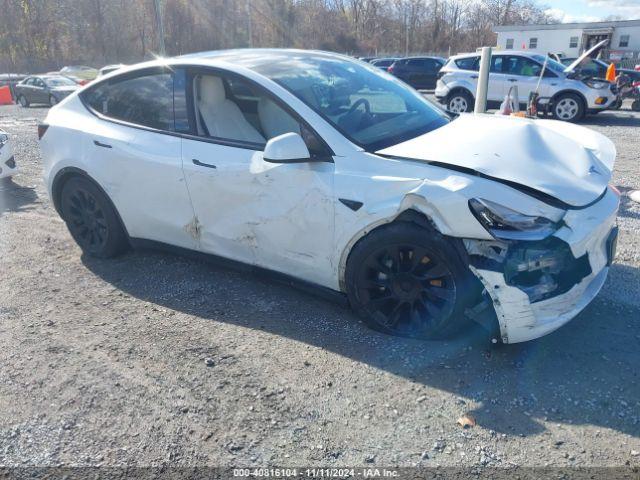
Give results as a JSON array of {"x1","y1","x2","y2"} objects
[{"x1": 606, "y1": 62, "x2": 616, "y2": 82}]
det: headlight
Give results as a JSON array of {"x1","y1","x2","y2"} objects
[
  {"x1": 0, "y1": 133, "x2": 8, "y2": 147},
  {"x1": 584, "y1": 79, "x2": 609, "y2": 90},
  {"x1": 469, "y1": 198, "x2": 562, "y2": 241}
]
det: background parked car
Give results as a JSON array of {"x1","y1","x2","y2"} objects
[
  {"x1": 370, "y1": 57, "x2": 398, "y2": 70},
  {"x1": 387, "y1": 56, "x2": 445, "y2": 89},
  {"x1": 97, "y1": 64, "x2": 126, "y2": 77},
  {"x1": 436, "y1": 47, "x2": 616, "y2": 122},
  {"x1": 560, "y1": 57, "x2": 640, "y2": 84},
  {"x1": 560, "y1": 57, "x2": 608, "y2": 78},
  {"x1": 59, "y1": 65, "x2": 98, "y2": 85},
  {"x1": 14, "y1": 75, "x2": 80, "y2": 107}
]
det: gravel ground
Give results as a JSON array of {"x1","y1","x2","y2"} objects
[{"x1": 1, "y1": 103, "x2": 639, "y2": 471}]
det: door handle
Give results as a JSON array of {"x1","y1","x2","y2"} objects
[
  {"x1": 470, "y1": 75, "x2": 478, "y2": 79},
  {"x1": 93, "y1": 140, "x2": 112, "y2": 148},
  {"x1": 508, "y1": 78, "x2": 518, "y2": 82},
  {"x1": 192, "y1": 159, "x2": 216, "y2": 169}
]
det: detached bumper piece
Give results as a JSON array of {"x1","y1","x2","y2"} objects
[{"x1": 0, "y1": 155, "x2": 17, "y2": 178}]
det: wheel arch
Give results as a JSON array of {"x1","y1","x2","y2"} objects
[
  {"x1": 550, "y1": 89, "x2": 587, "y2": 109},
  {"x1": 51, "y1": 167, "x2": 130, "y2": 239},
  {"x1": 338, "y1": 207, "x2": 463, "y2": 292},
  {"x1": 446, "y1": 86, "x2": 475, "y2": 102}
]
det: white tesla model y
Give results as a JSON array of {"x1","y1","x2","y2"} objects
[{"x1": 40, "y1": 49, "x2": 620, "y2": 343}]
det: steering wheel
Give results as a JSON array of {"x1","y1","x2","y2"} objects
[{"x1": 348, "y1": 98, "x2": 371, "y2": 115}]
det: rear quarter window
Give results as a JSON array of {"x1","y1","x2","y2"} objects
[
  {"x1": 82, "y1": 70, "x2": 175, "y2": 131},
  {"x1": 454, "y1": 57, "x2": 479, "y2": 71}
]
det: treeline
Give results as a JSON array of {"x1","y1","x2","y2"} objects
[{"x1": 0, "y1": 0, "x2": 556, "y2": 73}]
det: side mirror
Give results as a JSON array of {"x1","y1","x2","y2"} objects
[{"x1": 263, "y1": 132, "x2": 311, "y2": 164}]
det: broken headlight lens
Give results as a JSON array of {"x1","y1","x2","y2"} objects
[{"x1": 469, "y1": 198, "x2": 561, "y2": 241}]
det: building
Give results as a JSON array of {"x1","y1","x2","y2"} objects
[{"x1": 494, "y1": 19, "x2": 640, "y2": 66}]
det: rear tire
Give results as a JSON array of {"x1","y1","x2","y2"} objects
[
  {"x1": 18, "y1": 95, "x2": 29, "y2": 108},
  {"x1": 60, "y1": 176, "x2": 128, "y2": 258},
  {"x1": 49, "y1": 95, "x2": 58, "y2": 107},
  {"x1": 552, "y1": 93, "x2": 584, "y2": 122},
  {"x1": 446, "y1": 90, "x2": 473, "y2": 114},
  {"x1": 345, "y1": 222, "x2": 479, "y2": 340}
]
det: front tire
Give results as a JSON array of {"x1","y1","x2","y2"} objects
[
  {"x1": 18, "y1": 95, "x2": 29, "y2": 108},
  {"x1": 446, "y1": 90, "x2": 473, "y2": 114},
  {"x1": 552, "y1": 93, "x2": 584, "y2": 122},
  {"x1": 60, "y1": 176, "x2": 128, "y2": 258},
  {"x1": 345, "y1": 222, "x2": 479, "y2": 340}
]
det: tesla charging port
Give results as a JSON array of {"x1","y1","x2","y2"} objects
[{"x1": 503, "y1": 237, "x2": 591, "y2": 303}]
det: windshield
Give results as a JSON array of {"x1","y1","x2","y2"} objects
[
  {"x1": 248, "y1": 54, "x2": 450, "y2": 151},
  {"x1": 532, "y1": 55, "x2": 566, "y2": 74},
  {"x1": 45, "y1": 77, "x2": 77, "y2": 87}
]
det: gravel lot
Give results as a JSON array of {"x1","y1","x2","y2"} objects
[{"x1": 1, "y1": 102, "x2": 639, "y2": 472}]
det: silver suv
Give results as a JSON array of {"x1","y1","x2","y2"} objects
[{"x1": 435, "y1": 43, "x2": 616, "y2": 122}]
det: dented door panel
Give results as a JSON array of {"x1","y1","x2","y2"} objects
[
  {"x1": 84, "y1": 118, "x2": 198, "y2": 250},
  {"x1": 181, "y1": 138, "x2": 336, "y2": 287}
]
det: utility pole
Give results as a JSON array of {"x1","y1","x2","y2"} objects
[
  {"x1": 404, "y1": 13, "x2": 409, "y2": 56},
  {"x1": 246, "y1": 0, "x2": 253, "y2": 47},
  {"x1": 153, "y1": 0, "x2": 166, "y2": 56}
]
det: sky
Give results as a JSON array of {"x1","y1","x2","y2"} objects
[{"x1": 544, "y1": 0, "x2": 640, "y2": 23}]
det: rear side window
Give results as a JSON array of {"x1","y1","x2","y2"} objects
[
  {"x1": 407, "y1": 58, "x2": 427, "y2": 67},
  {"x1": 83, "y1": 71, "x2": 174, "y2": 131},
  {"x1": 455, "y1": 57, "x2": 479, "y2": 71}
]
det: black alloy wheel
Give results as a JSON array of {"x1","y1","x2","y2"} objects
[
  {"x1": 60, "y1": 176, "x2": 128, "y2": 258},
  {"x1": 346, "y1": 223, "x2": 477, "y2": 340},
  {"x1": 358, "y1": 244, "x2": 456, "y2": 334}
]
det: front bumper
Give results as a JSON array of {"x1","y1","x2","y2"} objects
[
  {"x1": 583, "y1": 84, "x2": 617, "y2": 110},
  {"x1": 465, "y1": 187, "x2": 619, "y2": 343}
]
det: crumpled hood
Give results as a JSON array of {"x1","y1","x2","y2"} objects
[{"x1": 377, "y1": 114, "x2": 616, "y2": 207}]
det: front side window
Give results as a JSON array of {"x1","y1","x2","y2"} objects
[
  {"x1": 245, "y1": 54, "x2": 449, "y2": 151},
  {"x1": 189, "y1": 72, "x2": 328, "y2": 154},
  {"x1": 504, "y1": 56, "x2": 542, "y2": 77},
  {"x1": 82, "y1": 70, "x2": 174, "y2": 131},
  {"x1": 529, "y1": 37, "x2": 538, "y2": 49},
  {"x1": 569, "y1": 37, "x2": 579, "y2": 48},
  {"x1": 619, "y1": 35, "x2": 630, "y2": 48},
  {"x1": 506, "y1": 38, "x2": 514, "y2": 49}
]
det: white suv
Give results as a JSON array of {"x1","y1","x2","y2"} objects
[{"x1": 435, "y1": 46, "x2": 616, "y2": 122}]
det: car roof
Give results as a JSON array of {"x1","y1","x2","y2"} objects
[
  {"x1": 402, "y1": 56, "x2": 442, "y2": 60},
  {"x1": 90, "y1": 49, "x2": 363, "y2": 86},
  {"x1": 452, "y1": 50, "x2": 541, "y2": 59},
  {"x1": 180, "y1": 48, "x2": 351, "y2": 62}
]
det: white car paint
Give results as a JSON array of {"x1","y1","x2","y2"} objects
[
  {"x1": 435, "y1": 47, "x2": 616, "y2": 119},
  {"x1": 0, "y1": 129, "x2": 17, "y2": 179},
  {"x1": 39, "y1": 49, "x2": 620, "y2": 343}
]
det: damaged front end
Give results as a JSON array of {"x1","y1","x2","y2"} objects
[{"x1": 463, "y1": 187, "x2": 619, "y2": 344}]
